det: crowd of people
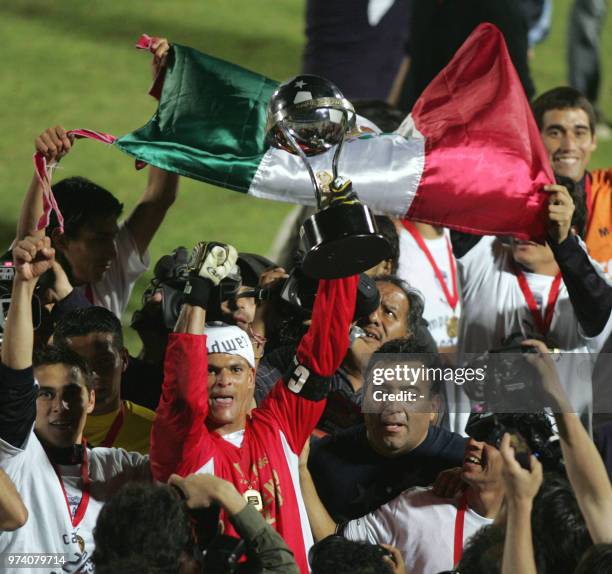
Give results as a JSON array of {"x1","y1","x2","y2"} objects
[{"x1": 0, "y1": 8, "x2": 612, "y2": 574}]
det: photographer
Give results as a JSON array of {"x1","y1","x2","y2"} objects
[
  {"x1": 92, "y1": 473, "x2": 299, "y2": 574},
  {"x1": 150, "y1": 240, "x2": 358, "y2": 573}
]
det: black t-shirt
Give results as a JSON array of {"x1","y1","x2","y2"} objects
[
  {"x1": 399, "y1": 0, "x2": 534, "y2": 111},
  {"x1": 303, "y1": 0, "x2": 414, "y2": 100},
  {"x1": 309, "y1": 423, "x2": 466, "y2": 522}
]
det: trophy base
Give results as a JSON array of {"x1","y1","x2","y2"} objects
[{"x1": 300, "y1": 203, "x2": 390, "y2": 279}]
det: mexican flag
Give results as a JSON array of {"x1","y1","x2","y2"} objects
[{"x1": 38, "y1": 24, "x2": 554, "y2": 240}]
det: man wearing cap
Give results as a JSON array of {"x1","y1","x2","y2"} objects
[{"x1": 150, "y1": 241, "x2": 358, "y2": 573}]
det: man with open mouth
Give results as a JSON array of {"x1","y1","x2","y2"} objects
[{"x1": 150, "y1": 240, "x2": 359, "y2": 574}]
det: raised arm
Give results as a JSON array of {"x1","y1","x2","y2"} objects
[
  {"x1": 0, "y1": 237, "x2": 55, "y2": 447},
  {"x1": 125, "y1": 39, "x2": 179, "y2": 256},
  {"x1": 17, "y1": 127, "x2": 74, "y2": 240},
  {"x1": 150, "y1": 242, "x2": 238, "y2": 481},
  {"x1": 169, "y1": 473, "x2": 299, "y2": 574},
  {"x1": 545, "y1": 184, "x2": 612, "y2": 338},
  {"x1": 124, "y1": 166, "x2": 179, "y2": 256},
  {"x1": 525, "y1": 339, "x2": 612, "y2": 544},
  {"x1": 499, "y1": 433, "x2": 543, "y2": 574},
  {"x1": 258, "y1": 273, "x2": 358, "y2": 452}
]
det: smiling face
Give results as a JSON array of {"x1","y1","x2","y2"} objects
[
  {"x1": 34, "y1": 363, "x2": 95, "y2": 448},
  {"x1": 540, "y1": 108, "x2": 597, "y2": 182},
  {"x1": 207, "y1": 353, "x2": 255, "y2": 435},
  {"x1": 461, "y1": 437, "x2": 504, "y2": 488}
]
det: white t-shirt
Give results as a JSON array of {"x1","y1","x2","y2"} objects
[
  {"x1": 397, "y1": 227, "x2": 461, "y2": 349},
  {"x1": 75, "y1": 222, "x2": 149, "y2": 318},
  {"x1": 0, "y1": 428, "x2": 150, "y2": 574},
  {"x1": 344, "y1": 487, "x2": 493, "y2": 574},
  {"x1": 453, "y1": 236, "x2": 612, "y2": 434}
]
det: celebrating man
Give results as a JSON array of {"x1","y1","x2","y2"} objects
[{"x1": 150, "y1": 241, "x2": 358, "y2": 573}]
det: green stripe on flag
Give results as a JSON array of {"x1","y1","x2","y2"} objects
[{"x1": 115, "y1": 44, "x2": 279, "y2": 193}]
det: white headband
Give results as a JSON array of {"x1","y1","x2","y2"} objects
[{"x1": 205, "y1": 323, "x2": 255, "y2": 368}]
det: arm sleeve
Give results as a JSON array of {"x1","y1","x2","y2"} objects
[
  {"x1": 230, "y1": 504, "x2": 299, "y2": 574},
  {"x1": 149, "y1": 333, "x2": 213, "y2": 481},
  {"x1": 0, "y1": 364, "x2": 37, "y2": 448},
  {"x1": 550, "y1": 234, "x2": 612, "y2": 337},
  {"x1": 258, "y1": 276, "x2": 359, "y2": 453}
]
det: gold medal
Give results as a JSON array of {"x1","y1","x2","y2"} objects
[
  {"x1": 446, "y1": 315, "x2": 458, "y2": 338},
  {"x1": 243, "y1": 489, "x2": 263, "y2": 511},
  {"x1": 76, "y1": 534, "x2": 85, "y2": 553}
]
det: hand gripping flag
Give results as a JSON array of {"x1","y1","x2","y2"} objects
[{"x1": 37, "y1": 24, "x2": 554, "y2": 240}]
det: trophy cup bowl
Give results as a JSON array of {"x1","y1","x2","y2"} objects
[{"x1": 266, "y1": 75, "x2": 391, "y2": 279}]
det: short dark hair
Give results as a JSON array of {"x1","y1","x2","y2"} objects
[
  {"x1": 455, "y1": 524, "x2": 504, "y2": 574},
  {"x1": 92, "y1": 482, "x2": 192, "y2": 574},
  {"x1": 54, "y1": 306, "x2": 124, "y2": 351},
  {"x1": 531, "y1": 473, "x2": 592, "y2": 573},
  {"x1": 309, "y1": 536, "x2": 393, "y2": 574},
  {"x1": 352, "y1": 100, "x2": 405, "y2": 133},
  {"x1": 374, "y1": 216, "x2": 400, "y2": 274},
  {"x1": 531, "y1": 87, "x2": 597, "y2": 134},
  {"x1": 373, "y1": 274, "x2": 425, "y2": 337},
  {"x1": 33, "y1": 345, "x2": 93, "y2": 390},
  {"x1": 48, "y1": 177, "x2": 123, "y2": 239},
  {"x1": 574, "y1": 544, "x2": 612, "y2": 574}
]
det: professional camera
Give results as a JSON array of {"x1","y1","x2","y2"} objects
[
  {"x1": 135, "y1": 247, "x2": 243, "y2": 330},
  {"x1": 463, "y1": 334, "x2": 545, "y2": 411},
  {"x1": 465, "y1": 411, "x2": 562, "y2": 472},
  {"x1": 0, "y1": 251, "x2": 44, "y2": 343}
]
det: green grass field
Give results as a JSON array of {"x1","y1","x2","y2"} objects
[{"x1": 1, "y1": 0, "x2": 610, "y2": 352}]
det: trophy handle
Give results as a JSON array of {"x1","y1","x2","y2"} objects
[
  {"x1": 331, "y1": 111, "x2": 348, "y2": 184},
  {"x1": 278, "y1": 122, "x2": 323, "y2": 209}
]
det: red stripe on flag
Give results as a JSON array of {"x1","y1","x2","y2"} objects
[{"x1": 406, "y1": 23, "x2": 554, "y2": 241}]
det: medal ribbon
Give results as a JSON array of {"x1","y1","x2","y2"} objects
[
  {"x1": 33, "y1": 129, "x2": 117, "y2": 233},
  {"x1": 402, "y1": 221, "x2": 459, "y2": 311},
  {"x1": 52, "y1": 443, "x2": 91, "y2": 528},
  {"x1": 514, "y1": 265, "x2": 562, "y2": 336},
  {"x1": 100, "y1": 402, "x2": 125, "y2": 448},
  {"x1": 453, "y1": 491, "x2": 468, "y2": 565}
]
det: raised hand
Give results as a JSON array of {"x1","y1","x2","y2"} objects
[
  {"x1": 189, "y1": 241, "x2": 238, "y2": 286},
  {"x1": 13, "y1": 236, "x2": 55, "y2": 283},
  {"x1": 35, "y1": 126, "x2": 74, "y2": 163},
  {"x1": 544, "y1": 184, "x2": 575, "y2": 244}
]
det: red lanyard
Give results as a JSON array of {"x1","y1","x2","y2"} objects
[
  {"x1": 402, "y1": 221, "x2": 459, "y2": 311},
  {"x1": 100, "y1": 402, "x2": 125, "y2": 448},
  {"x1": 453, "y1": 491, "x2": 468, "y2": 565},
  {"x1": 514, "y1": 266, "x2": 562, "y2": 336},
  {"x1": 52, "y1": 444, "x2": 91, "y2": 528}
]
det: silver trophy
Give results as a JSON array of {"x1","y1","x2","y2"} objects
[{"x1": 265, "y1": 75, "x2": 390, "y2": 279}]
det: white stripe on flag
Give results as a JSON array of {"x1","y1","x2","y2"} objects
[{"x1": 248, "y1": 133, "x2": 425, "y2": 217}]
